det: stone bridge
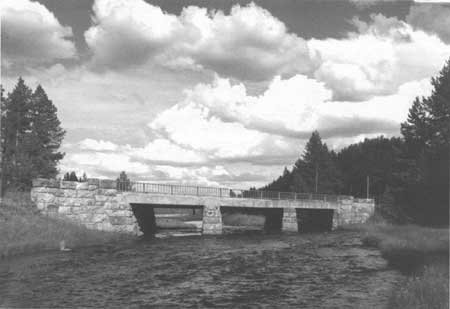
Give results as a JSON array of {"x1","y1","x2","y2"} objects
[{"x1": 31, "y1": 178, "x2": 375, "y2": 235}]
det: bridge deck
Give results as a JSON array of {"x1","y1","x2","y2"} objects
[{"x1": 118, "y1": 181, "x2": 350, "y2": 203}]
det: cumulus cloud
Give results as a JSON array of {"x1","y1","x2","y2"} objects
[
  {"x1": 84, "y1": 0, "x2": 317, "y2": 80},
  {"x1": 79, "y1": 139, "x2": 118, "y2": 151},
  {"x1": 60, "y1": 72, "x2": 432, "y2": 185},
  {"x1": 1, "y1": 0, "x2": 76, "y2": 70},
  {"x1": 151, "y1": 74, "x2": 431, "y2": 143},
  {"x1": 406, "y1": 4, "x2": 450, "y2": 43},
  {"x1": 67, "y1": 152, "x2": 150, "y2": 175},
  {"x1": 309, "y1": 13, "x2": 450, "y2": 101}
]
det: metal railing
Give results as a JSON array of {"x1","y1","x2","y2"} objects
[{"x1": 117, "y1": 181, "x2": 349, "y2": 202}]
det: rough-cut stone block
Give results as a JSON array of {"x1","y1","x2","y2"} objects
[
  {"x1": 109, "y1": 216, "x2": 129, "y2": 225},
  {"x1": 98, "y1": 189, "x2": 118, "y2": 196},
  {"x1": 95, "y1": 195, "x2": 109, "y2": 202},
  {"x1": 58, "y1": 206, "x2": 72, "y2": 214},
  {"x1": 31, "y1": 187, "x2": 50, "y2": 193},
  {"x1": 61, "y1": 181, "x2": 78, "y2": 189},
  {"x1": 100, "y1": 179, "x2": 117, "y2": 189},
  {"x1": 37, "y1": 193, "x2": 56, "y2": 204},
  {"x1": 63, "y1": 190, "x2": 77, "y2": 198},
  {"x1": 77, "y1": 190, "x2": 95, "y2": 198},
  {"x1": 110, "y1": 210, "x2": 132, "y2": 217}
]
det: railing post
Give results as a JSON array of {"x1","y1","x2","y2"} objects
[
  {"x1": 171, "y1": 185, "x2": 173, "y2": 195},
  {"x1": 196, "y1": 186, "x2": 199, "y2": 196},
  {"x1": 260, "y1": 191, "x2": 263, "y2": 199},
  {"x1": 278, "y1": 192, "x2": 280, "y2": 200}
]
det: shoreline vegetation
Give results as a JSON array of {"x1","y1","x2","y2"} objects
[
  {"x1": 0, "y1": 192, "x2": 131, "y2": 259},
  {"x1": 343, "y1": 222, "x2": 449, "y2": 309}
]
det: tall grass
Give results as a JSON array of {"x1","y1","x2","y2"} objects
[
  {"x1": 352, "y1": 222, "x2": 449, "y2": 309},
  {"x1": 0, "y1": 191, "x2": 130, "y2": 259},
  {"x1": 389, "y1": 263, "x2": 449, "y2": 309}
]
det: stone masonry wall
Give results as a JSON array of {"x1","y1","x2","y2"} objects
[{"x1": 31, "y1": 178, "x2": 139, "y2": 234}]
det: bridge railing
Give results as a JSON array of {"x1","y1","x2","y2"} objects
[{"x1": 117, "y1": 181, "x2": 348, "y2": 202}]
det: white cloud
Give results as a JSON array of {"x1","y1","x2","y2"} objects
[
  {"x1": 85, "y1": 0, "x2": 317, "y2": 80},
  {"x1": 309, "y1": 14, "x2": 450, "y2": 101},
  {"x1": 67, "y1": 152, "x2": 150, "y2": 175},
  {"x1": 1, "y1": 0, "x2": 76, "y2": 68},
  {"x1": 151, "y1": 74, "x2": 429, "y2": 143},
  {"x1": 124, "y1": 139, "x2": 205, "y2": 164},
  {"x1": 79, "y1": 139, "x2": 118, "y2": 151}
]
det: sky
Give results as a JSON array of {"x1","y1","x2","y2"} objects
[{"x1": 1, "y1": 0, "x2": 450, "y2": 189}]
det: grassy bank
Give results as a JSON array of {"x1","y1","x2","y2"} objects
[
  {"x1": 351, "y1": 223, "x2": 449, "y2": 309},
  {"x1": 0, "y1": 192, "x2": 131, "y2": 259}
]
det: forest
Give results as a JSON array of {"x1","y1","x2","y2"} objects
[{"x1": 262, "y1": 60, "x2": 450, "y2": 226}]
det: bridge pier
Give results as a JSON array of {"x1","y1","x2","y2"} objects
[
  {"x1": 202, "y1": 201, "x2": 222, "y2": 235},
  {"x1": 282, "y1": 208, "x2": 298, "y2": 232}
]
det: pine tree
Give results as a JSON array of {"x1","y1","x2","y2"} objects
[
  {"x1": 1, "y1": 80, "x2": 66, "y2": 191},
  {"x1": 68, "y1": 172, "x2": 78, "y2": 182},
  {"x1": 28, "y1": 85, "x2": 65, "y2": 178},
  {"x1": 117, "y1": 171, "x2": 131, "y2": 191},
  {"x1": 1, "y1": 78, "x2": 33, "y2": 190},
  {"x1": 293, "y1": 131, "x2": 342, "y2": 194},
  {"x1": 400, "y1": 58, "x2": 450, "y2": 225}
]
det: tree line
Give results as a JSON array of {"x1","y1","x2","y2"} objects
[
  {"x1": 1, "y1": 78, "x2": 65, "y2": 192},
  {"x1": 262, "y1": 59, "x2": 450, "y2": 226}
]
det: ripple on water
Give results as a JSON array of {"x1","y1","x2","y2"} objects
[{"x1": 0, "y1": 231, "x2": 403, "y2": 308}]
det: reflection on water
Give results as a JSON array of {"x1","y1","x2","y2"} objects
[{"x1": 0, "y1": 231, "x2": 403, "y2": 308}]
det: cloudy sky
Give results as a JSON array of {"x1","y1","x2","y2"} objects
[{"x1": 1, "y1": 0, "x2": 450, "y2": 188}]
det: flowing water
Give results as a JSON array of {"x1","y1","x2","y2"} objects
[{"x1": 0, "y1": 231, "x2": 403, "y2": 308}]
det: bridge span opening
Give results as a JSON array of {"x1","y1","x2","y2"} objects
[
  {"x1": 220, "y1": 207, "x2": 284, "y2": 233},
  {"x1": 130, "y1": 204, "x2": 334, "y2": 236},
  {"x1": 131, "y1": 204, "x2": 203, "y2": 237},
  {"x1": 297, "y1": 209, "x2": 334, "y2": 233}
]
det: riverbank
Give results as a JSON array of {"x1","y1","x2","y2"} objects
[
  {"x1": 0, "y1": 194, "x2": 131, "y2": 259},
  {"x1": 349, "y1": 223, "x2": 449, "y2": 308}
]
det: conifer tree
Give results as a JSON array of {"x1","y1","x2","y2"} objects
[
  {"x1": 1, "y1": 79, "x2": 65, "y2": 191},
  {"x1": 29, "y1": 85, "x2": 65, "y2": 178},
  {"x1": 1, "y1": 78, "x2": 33, "y2": 189},
  {"x1": 293, "y1": 131, "x2": 342, "y2": 194},
  {"x1": 400, "y1": 58, "x2": 450, "y2": 224}
]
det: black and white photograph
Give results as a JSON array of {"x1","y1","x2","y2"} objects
[{"x1": 0, "y1": 0, "x2": 449, "y2": 307}]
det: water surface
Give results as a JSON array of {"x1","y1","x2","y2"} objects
[{"x1": 0, "y1": 231, "x2": 403, "y2": 308}]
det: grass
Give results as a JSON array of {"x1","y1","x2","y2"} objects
[
  {"x1": 0, "y1": 191, "x2": 131, "y2": 259},
  {"x1": 389, "y1": 263, "x2": 449, "y2": 309},
  {"x1": 348, "y1": 221, "x2": 449, "y2": 309}
]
